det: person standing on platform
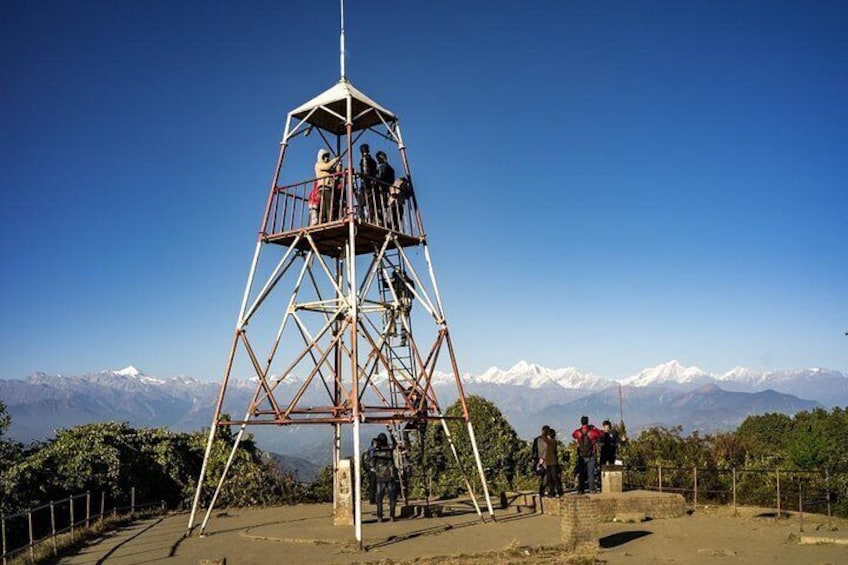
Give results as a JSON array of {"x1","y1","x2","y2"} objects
[
  {"x1": 358, "y1": 143, "x2": 378, "y2": 221},
  {"x1": 314, "y1": 149, "x2": 341, "y2": 223},
  {"x1": 572, "y1": 416, "x2": 603, "y2": 494},
  {"x1": 599, "y1": 419, "x2": 626, "y2": 466},
  {"x1": 374, "y1": 150, "x2": 395, "y2": 226}
]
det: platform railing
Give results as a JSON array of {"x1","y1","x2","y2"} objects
[{"x1": 263, "y1": 172, "x2": 420, "y2": 238}]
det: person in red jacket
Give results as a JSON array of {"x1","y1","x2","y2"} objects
[{"x1": 572, "y1": 416, "x2": 603, "y2": 494}]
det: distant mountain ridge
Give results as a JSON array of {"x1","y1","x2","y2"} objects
[
  {"x1": 1, "y1": 362, "x2": 844, "y2": 467},
  {"x1": 612, "y1": 360, "x2": 848, "y2": 406},
  {"x1": 459, "y1": 361, "x2": 609, "y2": 390}
]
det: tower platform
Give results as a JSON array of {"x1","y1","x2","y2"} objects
[{"x1": 264, "y1": 218, "x2": 424, "y2": 258}]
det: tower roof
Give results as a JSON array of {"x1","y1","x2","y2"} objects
[{"x1": 290, "y1": 79, "x2": 397, "y2": 135}]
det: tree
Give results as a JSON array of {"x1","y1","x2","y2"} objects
[
  {"x1": 706, "y1": 431, "x2": 746, "y2": 469},
  {"x1": 785, "y1": 407, "x2": 848, "y2": 471},
  {"x1": 0, "y1": 400, "x2": 24, "y2": 496},
  {"x1": 0, "y1": 399, "x2": 9, "y2": 438},
  {"x1": 416, "y1": 395, "x2": 524, "y2": 499},
  {"x1": 736, "y1": 412, "x2": 793, "y2": 466},
  {"x1": 305, "y1": 465, "x2": 333, "y2": 502},
  {"x1": 0, "y1": 421, "x2": 299, "y2": 514},
  {"x1": 627, "y1": 426, "x2": 713, "y2": 468}
]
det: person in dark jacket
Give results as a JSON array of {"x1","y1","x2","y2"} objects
[
  {"x1": 547, "y1": 428, "x2": 564, "y2": 497},
  {"x1": 532, "y1": 425, "x2": 555, "y2": 497},
  {"x1": 371, "y1": 432, "x2": 397, "y2": 521},
  {"x1": 599, "y1": 419, "x2": 626, "y2": 466},
  {"x1": 374, "y1": 151, "x2": 395, "y2": 226},
  {"x1": 361, "y1": 437, "x2": 378, "y2": 504},
  {"x1": 358, "y1": 143, "x2": 378, "y2": 221}
]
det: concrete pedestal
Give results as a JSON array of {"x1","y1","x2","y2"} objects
[
  {"x1": 601, "y1": 465, "x2": 623, "y2": 494},
  {"x1": 333, "y1": 459, "x2": 354, "y2": 526}
]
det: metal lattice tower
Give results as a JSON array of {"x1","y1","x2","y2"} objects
[{"x1": 187, "y1": 7, "x2": 494, "y2": 546}]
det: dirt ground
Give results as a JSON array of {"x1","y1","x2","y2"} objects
[{"x1": 50, "y1": 497, "x2": 847, "y2": 564}]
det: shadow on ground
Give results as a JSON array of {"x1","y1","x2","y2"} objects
[
  {"x1": 754, "y1": 511, "x2": 792, "y2": 519},
  {"x1": 599, "y1": 530, "x2": 652, "y2": 548}
]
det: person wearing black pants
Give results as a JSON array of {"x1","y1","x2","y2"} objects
[{"x1": 547, "y1": 429, "x2": 564, "y2": 497}]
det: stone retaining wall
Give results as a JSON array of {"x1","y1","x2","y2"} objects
[{"x1": 557, "y1": 491, "x2": 686, "y2": 553}]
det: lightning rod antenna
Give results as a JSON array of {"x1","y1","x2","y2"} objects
[{"x1": 340, "y1": 0, "x2": 346, "y2": 80}]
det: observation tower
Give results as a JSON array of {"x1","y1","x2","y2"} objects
[{"x1": 187, "y1": 4, "x2": 494, "y2": 546}]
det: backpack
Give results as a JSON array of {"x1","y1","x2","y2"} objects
[
  {"x1": 576, "y1": 426, "x2": 595, "y2": 458},
  {"x1": 372, "y1": 446, "x2": 396, "y2": 480}
]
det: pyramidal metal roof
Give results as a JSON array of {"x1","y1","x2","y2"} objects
[{"x1": 289, "y1": 79, "x2": 397, "y2": 135}]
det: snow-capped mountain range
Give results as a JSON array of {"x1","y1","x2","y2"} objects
[
  {"x1": 614, "y1": 360, "x2": 848, "y2": 404},
  {"x1": 1, "y1": 361, "x2": 844, "y2": 465},
  {"x1": 619, "y1": 360, "x2": 713, "y2": 387},
  {"x1": 457, "y1": 361, "x2": 608, "y2": 390}
]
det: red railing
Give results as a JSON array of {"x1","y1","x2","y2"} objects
[{"x1": 263, "y1": 171, "x2": 421, "y2": 238}]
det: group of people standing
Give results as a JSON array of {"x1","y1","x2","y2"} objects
[
  {"x1": 309, "y1": 144, "x2": 408, "y2": 228},
  {"x1": 534, "y1": 416, "x2": 626, "y2": 497}
]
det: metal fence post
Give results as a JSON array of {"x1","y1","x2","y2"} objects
[
  {"x1": 693, "y1": 466, "x2": 698, "y2": 506},
  {"x1": 27, "y1": 509, "x2": 34, "y2": 563},
  {"x1": 732, "y1": 468, "x2": 737, "y2": 516},
  {"x1": 1, "y1": 512, "x2": 6, "y2": 565},
  {"x1": 798, "y1": 477, "x2": 804, "y2": 532},
  {"x1": 50, "y1": 501, "x2": 57, "y2": 556},
  {"x1": 776, "y1": 469, "x2": 781, "y2": 517},
  {"x1": 131, "y1": 487, "x2": 135, "y2": 518},
  {"x1": 70, "y1": 496, "x2": 75, "y2": 540},
  {"x1": 658, "y1": 466, "x2": 663, "y2": 493},
  {"x1": 100, "y1": 492, "x2": 105, "y2": 524},
  {"x1": 86, "y1": 491, "x2": 91, "y2": 528}
]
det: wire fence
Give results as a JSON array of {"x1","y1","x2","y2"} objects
[
  {"x1": 1, "y1": 488, "x2": 165, "y2": 565},
  {"x1": 623, "y1": 465, "x2": 842, "y2": 522}
]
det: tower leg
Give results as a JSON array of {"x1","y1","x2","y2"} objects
[
  {"x1": 333, "y1": 424, "x2": 342, "y2": 465},
  {"x1": 333, "y1": 422, "x2": 341, "y2": 513},
  {"x1": 438, "y1": 418, "x2": 483, "y2": 519},
  {"x1": 187, "y1": 415, "x2": 218, "y2": 534},
  {"x1": 353, "y1": 417, "x2": 363, "y2": 547},
  {"x1": 467, "y1": 421, "x2": 496, "y2": 519},
  {"x1": 345, "y1": 217, "x2": 364, "y2": 549},
  {"x1": 199, "y1": 418, "x2": 251, "y2": 535},
  {"x1": 187, "y1": 332, "x2": 241, "y2": 534},
  {"x1": 190, "y1": 238, "x2": 265, "y2": 535}
]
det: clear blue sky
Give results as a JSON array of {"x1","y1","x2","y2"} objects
[{"x1": 1, "y1": 1, "x2": 846, "y2": 381}]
